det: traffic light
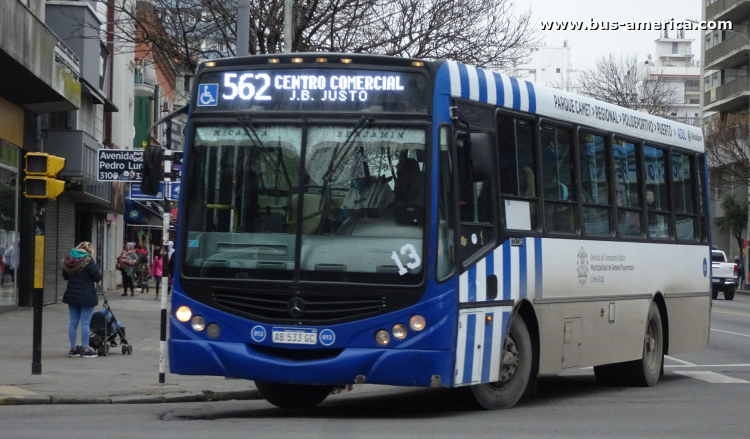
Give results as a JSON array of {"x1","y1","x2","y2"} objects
[
  {"x1": 24, "y1": 153, "x2": 66, "y2": 199},
  {"x1": 141, "y1": 144, "x2": 164, "y2": 196},
  {"x1": 171, "y1": 151, "x2": 183, "y2": 180}
]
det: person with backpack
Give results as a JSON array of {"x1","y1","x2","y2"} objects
[
  {"x1": 62, "y1": 241, "x2": 101, "y2": 358},
  {"x1": 151, "y1": 246, "x2": 163, "y2": 299},
  {"x1": 121, "y1": 242, "x2": 138, "y2": 297}
]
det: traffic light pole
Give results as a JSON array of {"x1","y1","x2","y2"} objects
[{"x1": 31, "y1": 201, "x2": 46, "y2": 375}]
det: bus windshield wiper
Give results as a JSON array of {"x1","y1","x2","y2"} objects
[
  {"x1": 316, "y1": 116, "x2": 374, "y2": 233},
  {"x1": 236, "y1": 116, "x2": 292, "y2": 190}
]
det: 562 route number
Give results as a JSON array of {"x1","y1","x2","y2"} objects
[{"x1": 222, "y1": 73, "x2": 272, "y2": 101}]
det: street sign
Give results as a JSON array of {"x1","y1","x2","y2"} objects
[
  {"x1": 129, "y1": 182, "x2": 164, "y2": 200},
  {"x1": 98, "y1": 149, "x2": 144, "y2": 182},
  {"x1": 167, "y1": 181, "x2": 181, "y2": 201}
]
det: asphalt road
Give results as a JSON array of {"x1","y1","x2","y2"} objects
[{"x1": 2, "y1": 295, "x2": 749, "y2": 439}]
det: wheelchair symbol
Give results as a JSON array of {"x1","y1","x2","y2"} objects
[{"x1": 197, "y1": 84, "x2": 218, "y2": 106}]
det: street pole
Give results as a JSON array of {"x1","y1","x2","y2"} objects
[
  {"x1": 31, "y1": 202, "x2": 46, "y2": 375},
  {"x1": 158, "y1": 152, "x2": 172, "y2": 385},
  {"x1": 237, "y1": 0, "x2": 250, "y2": 57},
  {"x1": 284, "y1": 0, "x2": 293, "y2": 53}
]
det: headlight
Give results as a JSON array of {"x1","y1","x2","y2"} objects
[
  {"x1": 392, "y1": 324, "x2": 407, "y2": 340},
  {"x1": 206, "y1": 323, "x2": 221, "y2": 339},
  {"x1": 191, "y1": 316, "x2": 206, "y2": 331},
  {"x1": 175, "y1": 306, "x2": 192, "y2": 322},
  {"x1": 375, "y1": 329, "x2": 390, "y2": 346},
  {"x1": 409, "y1": 315, "x2": 426, "y2": 331}
]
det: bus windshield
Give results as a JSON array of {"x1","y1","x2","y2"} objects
[{"x1": 182, "y1": 122, "x2": 427, "y2": 285}]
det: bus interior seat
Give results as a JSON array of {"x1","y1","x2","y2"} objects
[{"x1": 289, "y1": 193, "x2": 324, "y2": 234}]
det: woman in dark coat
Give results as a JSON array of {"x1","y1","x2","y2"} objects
[{"x1": 62, "y1": 241, "x2": 101, "y2": 358}]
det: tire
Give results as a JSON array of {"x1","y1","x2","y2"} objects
[
  {"x1": 711, "y1": 288, "x2": 719, "y2": 300},
  {"x1": 469, "y1": 316, "x2": 533, "y2": 410},
  {"x1": 255, "y1": 382, "x2": 331, "y2": 409},
  {"x1": 622, "y1": 301, "x2": 663, "y2": 387},
  {"x1": 725, "y1": 287, "x2": 735, "y2": 301}
]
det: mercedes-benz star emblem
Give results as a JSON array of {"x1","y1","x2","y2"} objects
[{"x1": 287, "y1": 297, "x2": 306, "y2": 317}]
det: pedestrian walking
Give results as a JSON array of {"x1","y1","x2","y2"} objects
[
  {"x1": 738, "y1": 256, "x2": 746, "y2": 289},
  {"x1": 2, "y1": 243, "x2": 17, "y2": 284},
  {"x1": 121, "y1": 242, "x2": 138, "y2": 296},
  {"x1": 166, "y1": 240, "x2": 175, "y2": 295},
  {"x1": 136, "y1": 245, "x2": 150, "y2": 293},
  {"x1": 151, "y1": 246, "x2": 163, "y2": 299},
  {"x1": 62, "y1": 241, "x2": 101, "y2": 358}
]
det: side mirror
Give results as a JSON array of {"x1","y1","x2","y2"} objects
[
  {"x1": 141, "y1": 144, "x2": 164, "y2": 196},
  {"x1": 467, "y1": 132, "x2": 492, "y2": 182}
]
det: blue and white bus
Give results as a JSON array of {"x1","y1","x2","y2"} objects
[{"x1": 168, "y1": 54, "x2": 710, "y2": 409}]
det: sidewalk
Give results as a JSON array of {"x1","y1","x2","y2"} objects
[{"x1": 0, "y1": 289, "x2": 258, "y2": 405}]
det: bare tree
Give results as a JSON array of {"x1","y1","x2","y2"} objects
[
  {"x1": 704, "y1": 113, "x2": 750, "y2": 191},
  {"x1": 85, "y1": 0, "x2": 537, "y2": 72},
  {"x1": 577, "y1": 54, "x2": 679, "y2": 118}
]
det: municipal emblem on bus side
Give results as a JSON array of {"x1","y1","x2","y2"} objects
[{"x1": 577, "y1": 247, "x2": 588, "y2": 285}]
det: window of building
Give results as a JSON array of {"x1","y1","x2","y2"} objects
[
  {"x1": 644, "y1": 145, "x2": 671, "y2": 239},
  {"x1": 672, "y1": 42, "x2": 678, "y2": 54},
  {"x1": 613, "y1": 138, "x2": 642, "y2": 237},
  {"x1": 579, "y1": 132, "x2": 611, "y2": 235},
  {"x1": 541, "y1": 123, "x2": 577, "y2": 234},
  {"x1": 556, "y1": 68, "x2": 561, "y2": 73}
]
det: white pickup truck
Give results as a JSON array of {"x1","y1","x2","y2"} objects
[{"x1": 711, "y1": 250, "x2": 737, "y2": 301}]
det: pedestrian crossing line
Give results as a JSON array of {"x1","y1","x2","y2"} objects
[
  {"x1": 673, "y1": 371, "x2": 750, "y2": 384},
  {"x1": 711, "y1": 328, "x2": 750, "y2": 338},
  {"x1": 665, "y1": 355, "x2": 695, "y2": 366}
]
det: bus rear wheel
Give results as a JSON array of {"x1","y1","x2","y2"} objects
[
  {"x1": 255, "y1": 381, "x2": 331, "y2": 409},
  {"x1": 469, "y1": 316, "x2": 532, "y2": 410},
  {"x1": 624, "y1": 301, "x2": 663, "y2": 387}
]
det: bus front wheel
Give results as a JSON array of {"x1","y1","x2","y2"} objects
[
  {"x1": 255, "y1": 381, "x2": 331, "y2": 409},
  {"x1": 469, "y1": 316, "x2": 532, "y2": 410}
]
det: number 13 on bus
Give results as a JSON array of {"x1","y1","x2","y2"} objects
[{"x1": 167, "y1": 54, "x2": 710, "y2": 409}]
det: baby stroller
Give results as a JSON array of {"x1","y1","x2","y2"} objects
[{"x1": 89, "y1": 294, "x2": 133, "y2": 356}]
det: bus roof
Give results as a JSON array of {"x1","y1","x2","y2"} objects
[{"x1": 440, "y1": 60, "x2": 704, "y2": 153}]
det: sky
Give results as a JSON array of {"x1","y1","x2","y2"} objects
[{"x1": 525, "y1": 0, "x2": 705, "y2": 69}]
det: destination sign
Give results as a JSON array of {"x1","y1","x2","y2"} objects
[
  {"x1": 194, "y1": 69, "x2": 428, "y2": 113},
  {"x1": 98, "y1": 149, "x2": 143, "y2": 182}
]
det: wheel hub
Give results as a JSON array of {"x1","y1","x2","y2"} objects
[{"x1": 498, "y1": 335, "x2": 519, "y2": 384}]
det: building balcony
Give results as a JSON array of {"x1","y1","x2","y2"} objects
[
  {"x1": 704, "y1": 76, "x2": 750, "y2": 113},
  {"x1": 706, "y1": 0, "x2": 750, "y2": 22},
  {"x1": 668, "y1": 116, "x2": 700, "y2": 126},
  {"x1": 704, "y1": 32, "x2": 750, "y2": 70},
  {"x1": 0, "y1": 0, "x2": 81, "y2": 112},
  {"x1": 134, "y1": 71, "x2": 156, "y2": 97},
  {"x1": 43, "y1": 130, "x2": 114, "y2": 207}
]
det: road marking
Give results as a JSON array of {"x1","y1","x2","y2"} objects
[
  {"x1": 711, "y1": 328, "x2": 750, "y2": 338},
  {"x1": 713, "y1": 309, "x2": 750, "y2": 319},
  {"x1": 665, "y1": 355, "x2": 695, "y2": 366},
  {"x1": 673, "y1": 371, "x2": 749, "y2": 384},
  {"x1": 666, "y1": 363, "x2": 750, "y2": 368}
]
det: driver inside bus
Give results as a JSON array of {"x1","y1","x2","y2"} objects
[
  {"x1": 394, "y1": 158, "x2": 425, "y2": 206},
  {"x1": 336, "y1": 160, "x2": 395, "y2": 222}
]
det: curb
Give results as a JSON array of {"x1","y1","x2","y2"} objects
[
  {"x1": 0, "y1": 389, "x2": 259, "y2": 406},
  {"x1": 737, "y1": 290, "x2": 750, "y2": 296}
]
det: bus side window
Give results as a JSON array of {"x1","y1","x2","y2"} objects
[
  {"x1": 579, "y1": 132, "x2": 611, "y2": 236},
  {"x1": 541, "y1": 123, "x2": 577, "y2": 234},
  {"x1": 437, "y1": 126, "x2": 456, "y2": 281},
  {"x1": 457, "y1": 132, "x2": 494, "y2": 264},
  {"x1": 497, "y1": 114, "x2": 538, "y2": 230},
  {"x1": 672, "y1": 151, "x2": 697, "y2": 241},
  {"x1": 697, "y1": 154, "x2": 708, "y2": 242},
  {"x1": 644, "y1": 145, "x2": 671, "y2": 239},
  {"x1": 613, "y1": 138, "x2": 642, "y2": 238}
]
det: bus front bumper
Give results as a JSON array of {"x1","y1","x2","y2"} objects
[{"x1": 169, "y1": 339, "x2": 454, "y2": 388}]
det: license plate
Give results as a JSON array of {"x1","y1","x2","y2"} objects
[
  {"x1": 712, "y1": 279, "x2": 721, "y2": 283},
  {"x1": 272, "y1": 327, "x2": 317, "y2": 345}
]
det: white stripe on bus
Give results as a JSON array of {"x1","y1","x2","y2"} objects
[
  {"x1": 517, "y1": 80, "x2": 529, "y2": 112},
  {"x1": 447, "y1": 61, "x2": 461, "y2": 98},
  {"x1": 466, "y1": 65, "x2": 480, "y2": 101},
  {"x1": 484, "y1": 69, "x2": 497, "y2": 105},
  {"x1": 475, "y1": 257, "x2": 487, "y2": 302},
  {"x1": 459, "y1": 270, "x2": 469, "y2": 303},
  {"x1": 500, "y1": 74, "x2": 513, "y2": 110}
]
